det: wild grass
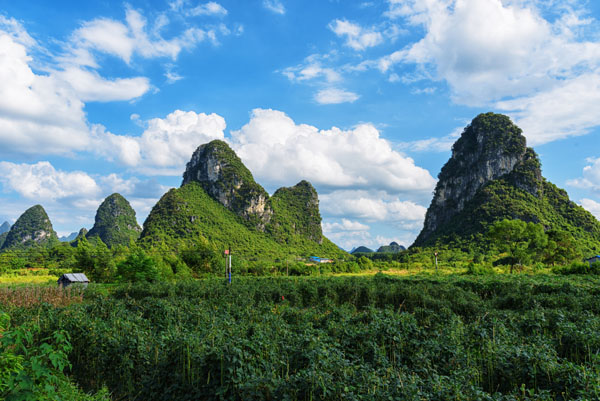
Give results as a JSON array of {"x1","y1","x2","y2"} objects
[{"x1": 0, "y1": 285, "x2": 84, "y2": 307}]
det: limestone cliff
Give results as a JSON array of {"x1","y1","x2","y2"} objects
[
  {"x1": 182, "y1": 140, "x2": 273, "y2": 231},
  {"x1": 413, "y1": 112, "x2": 600, "y2": 252},
  {"x1": 1, "y1": 205, "x2": 58, "y2": 250},
  {"x1": 141, "y1": 140, "x2": 342, "y2": 258}
]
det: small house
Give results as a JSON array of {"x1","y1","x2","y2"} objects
[
  {"x1": 309, "y1": 256, "x2": 333, "y2": 264},
  {"x1": 58, "y1": 273, "x2": 90, "y2": 288},
  {"x1": 585, "y1": 256, "x2": 600, "y2": 266}
]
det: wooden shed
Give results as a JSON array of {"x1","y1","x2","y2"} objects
[{"x1": 58, "y1": 273, "x2": 90, "y2": 288}]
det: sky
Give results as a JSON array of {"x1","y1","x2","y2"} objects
[{"x1": 0, "y1": 0, "x2": 599, "y2": 251}]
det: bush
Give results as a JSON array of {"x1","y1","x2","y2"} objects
[
  {"x1": 553, "y1": 261, "x2": 600, "y2": 275},
  {"x1": 466, "y1": 262, "x2": 495, "y2": 275}
]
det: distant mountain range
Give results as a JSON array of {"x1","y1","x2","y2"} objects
[
  {"x1": 350, "y1": 242, "x2": 406, "y2": 255},
  {"x1": 59, "y1": 232, "x2": 78, "y2": 242}
]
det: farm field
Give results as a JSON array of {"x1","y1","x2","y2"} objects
[{"x1": 2, "y1": 274, "x2": 600, "y2": 400}]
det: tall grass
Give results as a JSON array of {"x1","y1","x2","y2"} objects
[{"x1": 0, "y1": 285, "x2": 84, "y2": 308}]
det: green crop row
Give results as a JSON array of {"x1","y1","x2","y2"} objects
[{"x1": 3, "y1": 274, "x2": 600, "y2": 400}]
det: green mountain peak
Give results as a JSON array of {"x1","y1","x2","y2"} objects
[
  {"x1": 1, "y1": 205, "x2": 58, "y2": 250},
  {"x1": 86, "y1": 193, "x2": 141, "y2": 248},
  {"x1": 412, "y1": 113, "x2": 600, "y2": 254}
]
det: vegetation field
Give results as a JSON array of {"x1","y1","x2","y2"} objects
[{"x1": 2, "y1": 274, "x2": 600, "y2": 400}]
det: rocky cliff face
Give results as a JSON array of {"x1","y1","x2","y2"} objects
[
  {"x1": 87, "y1": 193, "x2": 141, "y2": 248},
  {"x1": 1, "y1": 205, "x2": 58, "y2": 250},
  {"x1": 182, "y1": 140, "x2": 273, "y2": 231},
  {"x1": 412, "y1": 112, "x2": 600, "y2": 251},
  {"x1": 414, "y1": 113, "x2": 541, "y2": 246}
]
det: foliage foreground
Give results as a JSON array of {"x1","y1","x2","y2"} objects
[{"x1": 2, "y1": 274, "x2": 600, "y2": 400}]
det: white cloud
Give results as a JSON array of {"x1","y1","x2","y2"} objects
[
  {"x1": 230, "y1": 109, "x2": 436, "y2": 193},
  {"x1": 283, "y1": 63, "x2": 342, "y2": 84},
  {"x1": 580, "y1": 198, "x2": 600, "y2": 219},
  {"x1": 320, "y1": 190, "x2": 427, "y2": 223},
  {"x1": 567, "y1": 157, "x2": 600, "y2": 191},
  {"x1": 0, "y1": 27, "x2": 90, "y2": 156},
  {"x1": 188, "y1": 2, "x2": 228, "y2": 17},
  {"x1": 0, "y1": 162, "x2": 100, "y2": 201},
  {"x1": 497, "y1": 74, "x2": 600, "y2": 145},
  {"x1": 54, "y1": 67, "x2": 150, "y2": 102},
  {"x1": 379, "y1": 0, "x2": 600, "y2": 144},
  {"x1": 71, "y1": 8, "x2": 212, "y2": 64},
  {"x1": 321, "y1": 217, "x2": 413, "y2": 251},
  {"x1": 164, "y1": 64, "x2": 184, "y2": 83},
  {"x1": 315, "y1": 88, "x2": 359, "y2": 104},
  {"x1": 263, "y1": 0, "x2": 286, "y2": 15},
  {"x1": 399, "y1": 126, "x2": 462, "y2": 153},
  {"x1": 329, "y1": 19, "x2": 383, "y2": 51},
  {"x1": 93, "y1": 110, "x2": 226, "y2": 175},
  {"x1": 322, "y1": 219, "x2": 370, "y2": 233}
]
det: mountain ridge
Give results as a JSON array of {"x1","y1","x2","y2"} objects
[{"x1": 140, "y1": 140, "x2": 346, "y2": 259}]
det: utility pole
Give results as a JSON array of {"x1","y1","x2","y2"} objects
[{"x1": 224, "y1": 247, "x2": 232, "y2": 284}]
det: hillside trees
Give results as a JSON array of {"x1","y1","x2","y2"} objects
[{"x1": 487, "y1": 219, "x2": 579, "y2": 272}]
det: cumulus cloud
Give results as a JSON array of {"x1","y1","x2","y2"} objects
[
  {"x1": 53, "y1": 68, "x2": 150, "y2": 102},
  {"x1": 379, "y1": 0, "x2": 600, "y2": 145},
  {"x1": 0, "y1": 162, "x2": 100, "y2": 201},
  {"x1": 0, "y1": 26, "x2": 90, "y2": 156},
  {"x1": 320, "y1": 190, "x2": 427, "y2": 223},
  {"x1": 580, "y1": 198, "x2": 600, "y2": 219},
  {"x1": 329, "y1": 19, "x2": 383, "y2": 51},
  {"x1": 322, "y1": 218, "x2": 370, "y2": 233},
  {"x1": 230, "y1": 109, "x2": 436, "y2": 193},
  {"x1": 567, "y1": 157, "x2": 600, "y2": 191},
  {"x1": 315, "y1": 88, "x2": 359, "y2": 104},
  {"x1": 321, "y1": 217, "x2": 413, "y2": 251},
  {"x1": 93, "y1": 110, "x2": 226, "y2": 175},
  {"x1": 0, "y1": 9, "x2": 221, "y2": 157},
  {"x1": 263, "y1": 0, "x2": 285, "y2": 15}
]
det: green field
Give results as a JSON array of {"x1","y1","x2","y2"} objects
[{"x1": 2, "y1": 274, "x2": 600, "y2": 400}]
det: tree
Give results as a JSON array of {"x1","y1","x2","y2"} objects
[
  {"x1": 543, "y1": 230, "x2": 580, "y2": 266},
  {"x1": 73, "y1": 238, "x2": 116, "y2": 282},
  {"x1": 117, "y1": 248, "x2": 159, "y2": 283},
  {"x1": 488, "y1": 219, "x2": 548, "y2": 273}
]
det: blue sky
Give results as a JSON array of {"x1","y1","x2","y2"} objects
[{"x1": 0, "y1": 0, "x2": 599, "y2": 250}]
